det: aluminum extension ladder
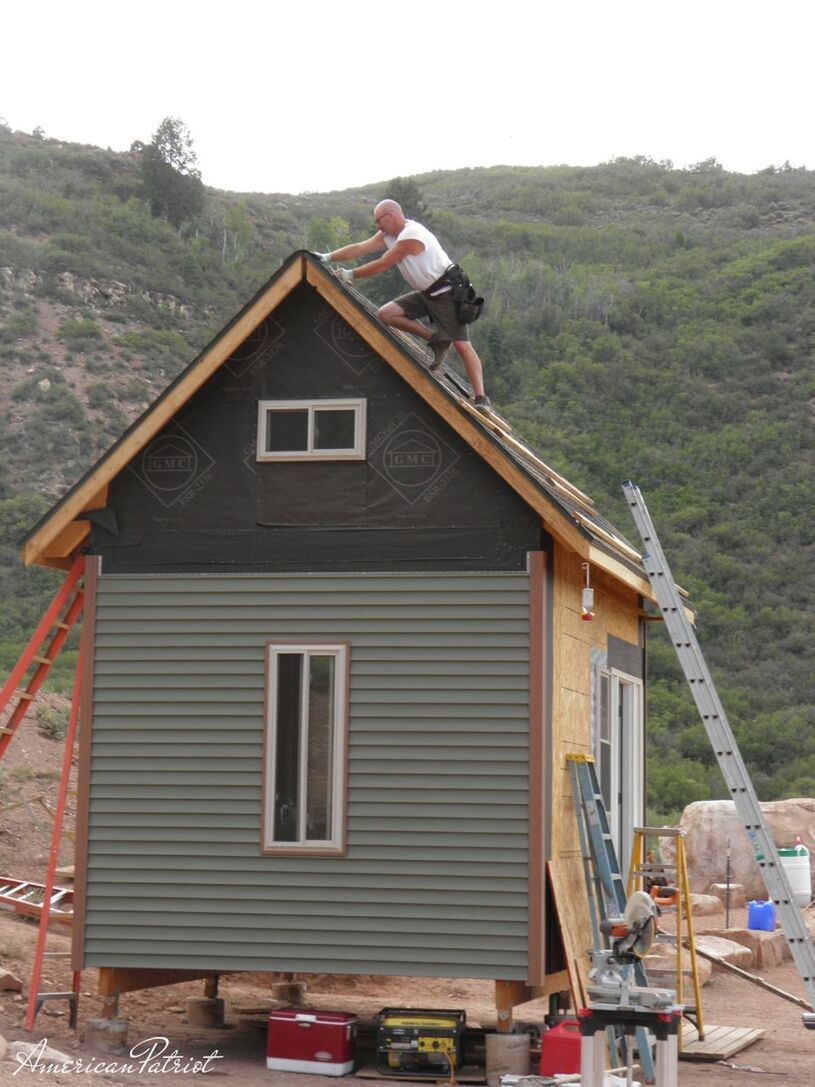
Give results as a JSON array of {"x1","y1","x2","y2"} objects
[
  {"x1": 567, "y1": 754, "x2": 657, "y2": 1081},
  {"x1": 622, "y1": 480, "x2": 815, "y2": 1028}
]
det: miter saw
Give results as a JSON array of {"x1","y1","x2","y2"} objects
[
  {"x1": 579, "y1": 892, "x2": 683, "y2": 1087},
  {"x1": 586, "y1": 890, "x2": 675, "y2": 1011}
]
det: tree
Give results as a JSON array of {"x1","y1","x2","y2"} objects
[
  {"x1": 382, "y1": 177, "x2": 431, "y2": 223},
  {"x1": 306, "y1": 216, "x2": 351, "y2": 253},
  {"x1": 222, "y1": 202, "x2": 253, "y2": 263},
  {"x1": 140, "y1": 116, "x2": 205, "y2": 228}
]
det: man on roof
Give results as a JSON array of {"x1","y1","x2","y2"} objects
[{"x1": 318, "y1": 199, "x2": 491, "y2": 410}]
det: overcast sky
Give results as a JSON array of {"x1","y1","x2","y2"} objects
[{"x1": 3, "y1": 1, "x2": 812, "y2": 195}]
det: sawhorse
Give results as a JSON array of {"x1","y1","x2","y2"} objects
[{"x1": 579, "y1": 1004, "x2": 682, "y2": 1087}]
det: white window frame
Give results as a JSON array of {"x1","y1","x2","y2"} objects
[
  {"x1": 594, "y1": 665, "x2": 644, "y2": 879},
  {"x1": 256, "y1": 398, "x2": 367, "y2": 461},
  {"x1": 262, "y1": 642, "x2": 349, "y2": 855}
]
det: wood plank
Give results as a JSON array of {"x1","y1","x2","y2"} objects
[
  {"x1": 454, "y1": 396, "x2": 595, "y2": 512},
  {"x1": 42, "y1": 520, "x2": 93, "y2": 562},
  {"x1": 680, "y1": 1022, "x2": 764, "y2": 1061},
  {"x1": 97, "y1": 966, "x2": 220, "y2": 997},
  {"x1": 573, "y1": 510, "x2": 641, "y2": 564},
  {"x1": 71, "y1": 554, "x2": 99, "y2": 970},
  {"x1": 527, "y1": 552, "x2": 547, "y2": 987},
  {"x1": 547, "y1": 858, "x2": 591, "y2": 1012},
  {"x1": 24, "y1": 257, "x2": 306, "y2": 568},
  {"x1": 356, "y1": 1062, "x2": 485, "y2": 1083},
  {"x1": 586, "y1": 544, "x2": 654, "y2": 602}
]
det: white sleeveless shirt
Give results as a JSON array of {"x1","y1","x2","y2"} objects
[{"x1": 383, "y1": 219, "x2": 453, "y2": 291}]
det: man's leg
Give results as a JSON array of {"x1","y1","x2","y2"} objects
[
  {"x1": 454, "y1": 340, "x2": 487, "y2": 398},
  {"x1": 378, "y1": 301, "x2": 433, "y2": 341}
]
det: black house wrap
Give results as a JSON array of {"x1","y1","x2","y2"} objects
[{"x1": 91, "y1": 283, "x2": 543, "y2": 573}]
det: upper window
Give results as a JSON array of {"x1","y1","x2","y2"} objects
[
  {"x1": 256, "y1": 399, "x2": 367, "y2": 461},
  {"x1": 262, "y1": 643, "x2": 349, "y2": 854}
]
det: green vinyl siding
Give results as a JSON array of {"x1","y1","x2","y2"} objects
[{"x1": 85, "y1": 571, "x2": 530, "y2": 977}]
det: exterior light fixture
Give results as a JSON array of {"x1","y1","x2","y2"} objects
[{"x1": 581, "y1": 562, "x2": 595, "y2": 621}]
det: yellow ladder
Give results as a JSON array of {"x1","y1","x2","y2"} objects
[{"x1": 627, "y1": 826, "x2": 705, "y2": 1043}]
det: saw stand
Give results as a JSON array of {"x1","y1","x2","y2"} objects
[{"x1": 579, "y1": 931, "x2": 682, "y2": 1087}]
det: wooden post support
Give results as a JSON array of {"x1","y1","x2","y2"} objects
[{"x1": 494, "y1": 980, "x2": 533, "y2": 1033}]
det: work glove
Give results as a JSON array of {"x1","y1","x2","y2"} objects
[
  {"x1": 314, "y1": 252, "x2": 333, "y2": 262},
  {"x1": 336, "y1": 267, "x2": 354, "y2": 286}
]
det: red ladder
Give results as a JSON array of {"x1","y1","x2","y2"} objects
[
  {"x1": 0, "y1": 556, "x2": 84, "y2": 760},
  {"x1": 25, "y1": 637, "x2": 84, "y2": 1031}
]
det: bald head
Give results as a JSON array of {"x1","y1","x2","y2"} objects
[
  {"x1": 375, "y1": 199, "x2": 402, "y2": 217},
  {"x1": 374, "y1": 199, "x2": 406, "y2": 235}
]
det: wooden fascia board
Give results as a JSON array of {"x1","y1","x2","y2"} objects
[
  {"x1": 42, "y1": 520, "x2": 92, "y2": 561},
  {"x1": 587, "y1": 543, "x2": 654, "y2": 601},
  {"x1": 307, "y1": 266, "x2": 593, "y2": 559},
  {"x1": 23, "y1": 257, "x2": 306, "y2": 567}
]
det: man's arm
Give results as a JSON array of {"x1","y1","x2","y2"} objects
[
  {"x1": 349, "y1": 238, "x2": 423, "y2": 280},
  {"x1": 327, "y1": 233, "x2": 386, "y2": 262}
]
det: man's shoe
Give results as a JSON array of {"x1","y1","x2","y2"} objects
[
  {"x1": 474, "y1": 394, "x2": 492, "y2": 412},
  {"x1": 428, "y1": 336, "x2": 451, "y2": 372}
]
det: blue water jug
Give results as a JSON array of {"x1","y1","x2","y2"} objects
[{"x1": 747, "y1": 899, "x2": 776, "y2": 931}]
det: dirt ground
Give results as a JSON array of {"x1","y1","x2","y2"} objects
[{"x1": 1, "y1": 716, "x2": 814, "y2": 1085}]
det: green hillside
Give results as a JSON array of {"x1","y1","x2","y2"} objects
[{"x1": 1, "y1": 123, "x2": 812, "y2": 816}]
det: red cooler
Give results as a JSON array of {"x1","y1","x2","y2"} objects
[{"x1": 267, "y1": 1009, "x2": 357, "y2": 1075}]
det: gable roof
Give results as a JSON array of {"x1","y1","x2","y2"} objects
[{"x1": 22, "y1": 251, "x2": 654, "y2": 598}]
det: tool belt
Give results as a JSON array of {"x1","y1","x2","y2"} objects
[{"x1": 423, "y1": 265, "x2": 484, "y2": 324}]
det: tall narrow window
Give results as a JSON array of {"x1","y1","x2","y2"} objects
[
  {"x1": 263, "y1": 643, "x2": 348, "y2": 853},
  {"x1": 594, "y1": 666, "x2": 644, "y2": 877}
]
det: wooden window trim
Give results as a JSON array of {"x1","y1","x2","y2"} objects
[
  {"x1": 256, "y1": 399, "x2": 367, "y2": 462},
  {"x1": 261, "y1": 641, "x2": 350, "y2": 856}
]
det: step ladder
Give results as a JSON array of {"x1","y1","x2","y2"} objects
[
  {"x1": 627, "y1": 827, "x2": 704, "y2": 1041},
  {"x1": 567, "y1": 754, "x2": 656, "y2": 1081},
  {"x1": 0, "y1": 556, "x2": 84, "y2": 760},
  {"x1": 623, "y1": 480, "x2": 815, "y2": 1028}
]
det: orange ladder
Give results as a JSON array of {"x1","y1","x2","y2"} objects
[
  {"x1": 24, "y1": 633, "x2": 85, "y2": 1031},
  {"x1": 0, "y1": 555, "x2": 87, "y2": 1028},
  {"x1": 0, "y1": 556, "x2": 84, "y2": 760}
]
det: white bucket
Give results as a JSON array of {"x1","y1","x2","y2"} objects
[{"x1": 779, "y1": 846, "x2": 812, "y2": 907}]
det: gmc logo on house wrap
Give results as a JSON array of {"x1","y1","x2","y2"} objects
[
  {"x1": 369, "y1": 412, "x2": 459, "y2": 505},
  {"x1": 130, "y1": 425, "x2": 215, "y2": 509}
]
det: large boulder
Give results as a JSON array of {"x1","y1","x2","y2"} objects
[
  {"x1": 673, "y1": 799, "x2": 815, "y2": 901},
  {"x1": 717, "y1": 928, "x2": 789, "y2": 969},
  {"x1": 695, "y1": 934, "x2": 754, "y2": 969}
]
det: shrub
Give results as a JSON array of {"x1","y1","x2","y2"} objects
[
  {"x1": 0, "y1": 308, "x2": 39, "y2": 342},
  {"x1": 87, "y1": 381, "x2": 116, "y2": 408},
  {"x1": 57, "y1": 316, "x2": 103, "y2": 347},
  {"x1": 36, "y1": 703, "x2": 69, "y2": 740}
]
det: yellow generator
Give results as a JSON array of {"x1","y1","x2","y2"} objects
[{"x1": 376, "y1": 1008, "x2": 466, "y2": 1076}]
